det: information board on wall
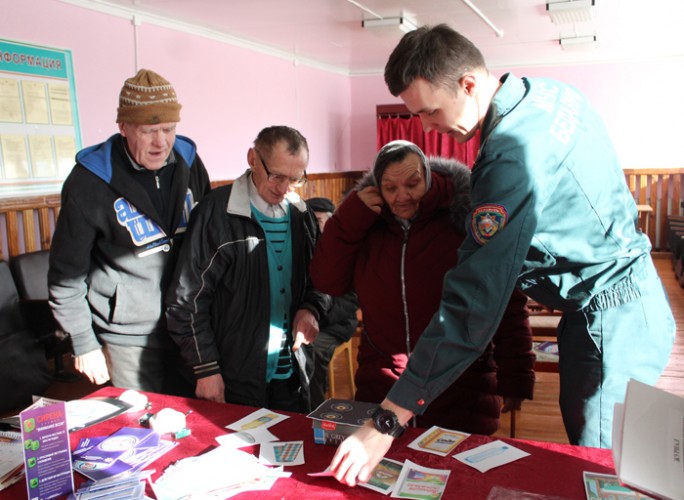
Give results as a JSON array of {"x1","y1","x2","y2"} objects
[{"x1": 0, "y1": 39, "x2": 81, "y2": 196}]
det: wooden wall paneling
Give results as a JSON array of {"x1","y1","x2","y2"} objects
[
  {"x1": 0, "y1": 215, "x2": 4, "y2": 262},
  {"x1": 5, "y1": 211, "x2": 20, "y2": 258},
  {"x1": 22, "y1": 209, "x2": 37, "y2": 253},
  {"x1": 651, "y1": 174, "x2": 660, "y2": 249},
  {"x1": 679, "y1": 173, "x2": 684, "y2": 216},
  {"x1": 633, "y1": 176, "x2": 641, "y2": 204},
  {"x1": 0, "y1": 169, "x2": 681, "y2": 260},
  {"x1": 38, "y1": 207, "x2": 52, "y2": 250},
  {"x1": 627, "y1": 174, "x2": 636, "y2": 208},
  {"x1": 656, "y1": 174, "x2": 672, "y2": 252},
  {"x1": 670, "y1": 173, "x2": 683, "y2": 247}
]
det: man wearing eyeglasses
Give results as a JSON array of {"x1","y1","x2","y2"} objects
[{"x1": 166, "y1": 125, "x2": 331, "y2": 412}]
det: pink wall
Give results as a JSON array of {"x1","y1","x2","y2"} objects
[
  {"x1": 350, "y1": 75, "x2": 400, "y2": 171},
  {"x1": 2, "y1": 0, "x2": 351, "y2": 182},
  {"x1": 3, "y1": 0, "x2": 682, "y2": 181},
  {"x1": 349, "y1": 59, "x2": 684, "y2": 170}
]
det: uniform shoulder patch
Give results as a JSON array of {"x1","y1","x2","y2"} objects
[{"x1": 471, "y1": 204, "x2": 508, "y2": 245}]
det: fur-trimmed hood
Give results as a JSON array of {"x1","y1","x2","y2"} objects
[{"x1": 355, "y1": 156, "x2": 471, "y2": 234}]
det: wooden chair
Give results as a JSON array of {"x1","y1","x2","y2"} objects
[
  {"x1": 326, "y1": 309, "x2": 362, "y2": 399},
  {"x1": 326, "y1": 338, "x2": 356, "y2": 399}
]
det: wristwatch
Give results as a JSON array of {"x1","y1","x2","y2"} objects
[{"x1": 371, "y1": 407, "x2": 407, "y2": 438}]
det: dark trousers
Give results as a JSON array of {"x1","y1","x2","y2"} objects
[
  {"x1": 267, "y1": 372, "x2": 307, "y2": 413},
  {"x1": 310, "y1": 331, "x2": 345, "y2": 409},
  {"x1": 103, "y1": 342, "x2": 194, "y2": 397}
]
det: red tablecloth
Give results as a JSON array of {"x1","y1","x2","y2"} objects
[{"x1": 3, "y1": 387, "x2": 615, "y2": 499}]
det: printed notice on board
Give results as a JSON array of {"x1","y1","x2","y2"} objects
[{"x1": 0, "y1": 38, "x2": 81, "y2": 195}]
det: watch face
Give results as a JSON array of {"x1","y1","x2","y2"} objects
[
  {"x1": 374, "y1": 409, "x2": 398, "y2": 433},
  {"x1": 378, "y1": 413, "x2": 394, "y2": 431}
]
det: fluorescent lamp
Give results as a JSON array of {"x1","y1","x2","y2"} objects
[
  {"x1": 547, "y1": 0, "x2": 595, "y2": 25},
  {"x1": 362, "y1": 17, "x2": 417, "y2": 34},
  {"x1": 559, "y1": 34, "x2": 596, "y2": 50}
]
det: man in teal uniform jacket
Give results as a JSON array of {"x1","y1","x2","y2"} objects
[{"x1": 329, "y1": 24, "x2": 675, "y2": 485}]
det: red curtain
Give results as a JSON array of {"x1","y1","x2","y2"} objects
[{"x1": 377, "y1": 115, "x2": 480, "y2": 169}]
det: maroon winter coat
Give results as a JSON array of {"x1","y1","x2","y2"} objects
[{"x1": 310, "y1": 158, "x2": 535, "y2": 435}]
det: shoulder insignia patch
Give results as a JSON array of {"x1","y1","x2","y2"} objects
[{"x1": 471, "y1": 204, "x2": 507, "y2": 245}]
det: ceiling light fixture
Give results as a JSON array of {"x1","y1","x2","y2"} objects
[
  {"x1": 559, "y1": 34, "x2": 596, "y2": 50},
  {"x1": 461, "y1": 0, "x2": 504, "y2": 38},
  {"x1": 547, "y1": 0, "x2": 595, "y2": 25},
  {"x1": 361, "y1": 16, "x2": 417, "y2": 34}
]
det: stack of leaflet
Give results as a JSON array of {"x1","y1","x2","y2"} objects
[
  {"x1": 72, "y1": 427, "x2": 176, "y2": 481},
  {"x1": 152, "y1": 445, "x2": 286, "y2": 499},
  {"x1": 0, "y1": 430, "x2": 23, "y2": 491},
  {"x1": 68, "y1": 471, "x2": 152, "y2": 500},
  {"x1": 612, "y1": 379, "x2": 684, "y2": 500}
]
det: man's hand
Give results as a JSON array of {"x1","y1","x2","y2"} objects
[
  {"x1": 357, "y1": 186, "x2": 384, "y2": 214},
  {"x1": 196, "y1": 374, "x2": 226, "y2": 403},
  {"x1": 292, "y1": 308, "x2": 319, "y2": 352},
  {"x1": 329, "y1": 399, "x2": 414, "y2": 486},
  {"x1": 501, "y1": 396, "x2": 524, "y2": 413},
  {"x1": 74, "y1": 349, "x2": 110, "y2": 385},
  {"x1": 329, "y1": 420, "x2": 394, "y2": 486}
]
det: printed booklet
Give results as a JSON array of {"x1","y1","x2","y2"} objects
[{"x1": 72, "y1": 427, "x2": 176, "y2": 481}]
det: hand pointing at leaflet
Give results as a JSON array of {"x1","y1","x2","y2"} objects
[{"x1": 329, "y1": 399, "x2": 413, "y2": 486}]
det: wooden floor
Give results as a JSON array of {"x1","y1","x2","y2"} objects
[{"x1": 31, "y1": 253, "x2": 684, "y2": 445}]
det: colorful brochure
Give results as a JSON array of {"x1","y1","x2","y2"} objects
[
  {"x1": 407, "y1": 425, "x2": 470, "y2": 457},
  {"x1": 226, "y1": 408, "x2": 288, "y2": 432},
  {"x1": 360, "y1": 458, "x2": 404, "y2": 495},
  {"x1": 20, "y1": 400, "x2": 74, "y2": 499},
  {"x1": 583, "y1": 471, "x2": 655, "y2": 499},
  {"x1": 72, "y1": 427, "x2": 176, "y2": 481},
  {"x1": 390, "y1": 460, "x2": 450, "y2": 499},
  {"x1": 258, "y1": 441, "x2": 305, "y2": 466}
]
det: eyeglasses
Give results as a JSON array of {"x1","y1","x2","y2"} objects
[{"x1": 257, "y1": 151, "x2": 308, "y2": 188}]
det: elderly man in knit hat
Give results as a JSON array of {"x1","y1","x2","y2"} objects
[{"x1": 48, "y1": 69, "x2": 211, "y2": 395}]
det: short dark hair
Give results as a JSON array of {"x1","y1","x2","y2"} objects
[
  {"x1": 254, "y1": 125, "x2": 309, "y2": 158},
  {"x1": 384, "y1": 24, "x2": 487, "y2": 96}
]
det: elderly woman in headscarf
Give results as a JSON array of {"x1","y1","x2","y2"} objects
[{"x1": 310, "y1": 140, "x2": 535, "y2": 434}]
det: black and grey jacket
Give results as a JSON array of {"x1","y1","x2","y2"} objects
[
  {"x1": 48, "y1": 134, "x2": 211, "y2": 355},
  {"x1": 165, "y1": 169, "x2": 331, "y2": 409}
]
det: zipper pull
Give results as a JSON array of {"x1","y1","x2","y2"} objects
[{"x1": 155, "y1": 175, "x2": 160, "y2": 189}]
